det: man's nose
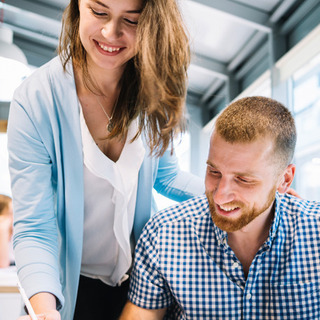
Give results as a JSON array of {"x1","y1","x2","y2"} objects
[{"x1": 213, "y1": 177, "x2": 235, "y2": 205}]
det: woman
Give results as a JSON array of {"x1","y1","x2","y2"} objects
[{"x1": 8, "y1": 0, "x2": 203, "y2": 319}]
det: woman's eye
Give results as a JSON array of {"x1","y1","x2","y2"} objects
[
  {"x1": 124, "y1": 18, "x2": 138, "y2": 25},
  {"x1": 91, "y1": 8, "x2": 107, "y2": 16}
]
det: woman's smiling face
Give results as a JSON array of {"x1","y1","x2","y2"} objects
[{"x1": 78, "y1": 0, "x2": 143, "y2": 72}]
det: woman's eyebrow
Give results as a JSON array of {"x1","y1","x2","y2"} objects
[{"x1": 93, "y1": 1, "x2": 142, "y2": 13}]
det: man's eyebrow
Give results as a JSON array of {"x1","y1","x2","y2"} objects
[
  {"x1": 206, "y1": 160, "x2": 258, "y2": 178},
  {"x1": 206, "y1": 160, "x2": 217, "y2": 168},
  {"x1": 93, "y1": 0, "x2": 142, "y2": 13}
]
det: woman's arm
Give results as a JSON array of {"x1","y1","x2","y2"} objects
[
  {"x1": 8, "y1": 92, "x2": 64, "y2": 311},
  {"x1": 154, "y1": 148, "x2": 204, "y2": 201}
]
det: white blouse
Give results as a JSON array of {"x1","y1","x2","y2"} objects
[{"x1": 79, "y1": 106, "x2": 145, "y2": 286}]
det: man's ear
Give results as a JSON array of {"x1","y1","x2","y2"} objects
[{"x1": 277, "y1": 164, "x2": 296, "y2": 194}]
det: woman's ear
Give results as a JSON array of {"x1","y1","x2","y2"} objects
[{"x1": 277, "y1": 164, "x2": 296, "y2": 194}]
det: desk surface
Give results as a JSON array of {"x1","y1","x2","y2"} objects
[{"x1": 0, "y1": 266, "x2": 19, "y2": 293}]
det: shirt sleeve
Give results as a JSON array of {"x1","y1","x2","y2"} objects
[{"x1": 128, "y1": 220, "x2": 173, "y2": 310}]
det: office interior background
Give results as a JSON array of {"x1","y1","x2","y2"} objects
[{"x1": 0, "y1": 0, "x2": 320, "y2": 207}]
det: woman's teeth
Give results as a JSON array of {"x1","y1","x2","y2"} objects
[{"x1": 98, "y1": 43, "x2": 121, "y2": 52}]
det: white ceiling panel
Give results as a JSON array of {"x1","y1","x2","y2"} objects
[{"x1": 181, "y1": 0, "x2": 257, "y2": 62}]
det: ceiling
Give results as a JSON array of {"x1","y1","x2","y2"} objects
[{"x1": 1, "y1": 0, "x2": 320, "y2": 126}]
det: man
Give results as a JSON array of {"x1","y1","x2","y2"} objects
[{"x1": 120, "y1": 96, "x2": 320, "y2": 319}]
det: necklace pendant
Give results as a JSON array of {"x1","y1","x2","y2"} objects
[{"x1": 107, "y1": 121, "x2": 114, "y2": 132}]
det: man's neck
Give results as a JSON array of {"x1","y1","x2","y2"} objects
[{"x1": 227, "y1": 204, "x2": 275, "y2": 278}]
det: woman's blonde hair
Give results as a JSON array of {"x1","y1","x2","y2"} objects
[{"x1": 58, "y1": 0, "x2": 190, "y2": 156}]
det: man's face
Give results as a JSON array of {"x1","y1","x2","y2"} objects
[{"x1": 205, "y1": 132, "x2": 285, "y2": 233}]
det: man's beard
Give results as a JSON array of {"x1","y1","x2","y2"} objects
[{"x1": 206, "y1": 186, "x2": 277, "y2": 232}]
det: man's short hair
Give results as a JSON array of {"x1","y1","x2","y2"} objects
[
  {"x1": 0, "y1": 194, "x2": 12, "y2": 215},
  {"x1": 215, "y1": 96, "x2": 296, "y2": 168}
]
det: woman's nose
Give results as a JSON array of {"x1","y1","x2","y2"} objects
[{"x1": 101, "y1": 20, "x2": 122, "y2": 40}]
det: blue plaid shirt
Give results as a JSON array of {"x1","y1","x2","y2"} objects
[{"x1": 128, "y1": 193, "x2": 320, "y2": 319}]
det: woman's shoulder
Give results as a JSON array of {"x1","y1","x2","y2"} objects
[{"x1": 13, "y1": 57, "x2": 75, "y2": 107}]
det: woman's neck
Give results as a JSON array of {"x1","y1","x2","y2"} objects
[{"x1": 84, "y1": 58, "x2": 125, "y2": 95}]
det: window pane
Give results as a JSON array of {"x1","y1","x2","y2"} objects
[{"x1": 292, "y1": 54, "x2": 320, "y2": 201}]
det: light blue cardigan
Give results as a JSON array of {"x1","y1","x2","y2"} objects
[{"x1": 7, "y1": 57, "x2": 204, "y2": 319}]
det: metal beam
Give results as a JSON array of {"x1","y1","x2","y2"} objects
[
  {"x1": 1, "y1": 3, "x2": 61, "y2": 38},
  {"x1": 225, "y1": 0, "x2": 297, "y2": 78},
  {"x1": 269, "y1": 0, "x2": 299, "y2": 24},
  {"x1": 34, "y1": 0, "x2": 68, "y2": 10},
  {"x1": 191, "y1": 0, "x2": 271, "y2": 32},
  {"x1": 208, "y1": 85, "x2": 226, "y2": 110},
  {"x1": 228, "y1": 31, "x2": 267, "y2": 72},
  {"x1": 235, "y1": 42, "x2": 268, "y2": 80},
  {"x1": 4, "y1": 23, "x2": 58, "y2": 48},
  {"x1": 226, "y1": 76, "x2": 239, "y2": 102},
  {"x1": 280, "y1": 0, "x2": 320, "y2": 35},
  {"x1": 4, "y1": 0, "x2": 63, "y2": 20},
  {"x1": 192, "y1": 54, "x2": 229, "y2": 80},
  {"x1": 200, "y1": 78, "x2": 225, "y2": 104},
  {"x1": 186, "y1": 91, "x2": 202, "y2": 107}
]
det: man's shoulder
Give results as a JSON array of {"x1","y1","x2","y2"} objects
[
  {"x1": 279, "y1": 193, "x2": 320, "y2": 225},
  {"x1": 147, "y1": 195, "x2": 209, "y2": 233}
]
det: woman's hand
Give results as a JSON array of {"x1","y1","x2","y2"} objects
[
  {"x1": 286, "y1": 188, "x2": 301, "y2": 198},
  {"x1": 18, "y1": 309, "x2": 61, "y2": 320},
  {"x1": 17, "y1": 292, "x2": 60, "y2": 320}
]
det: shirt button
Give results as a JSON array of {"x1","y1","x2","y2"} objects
[
  {"x1": 246, "y1": 293, "x2": 252, "y2": 299},
  {"x1": 232, "y1": 262, "x2": 239, "y2": 269}
]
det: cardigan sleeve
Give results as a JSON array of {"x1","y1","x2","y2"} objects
[
  {"x1": 7, "y1": 81, "x2": 64, "y2": 309},
  {"x1": 153, "y1": 148, "x2": 205, "y2": 202}
]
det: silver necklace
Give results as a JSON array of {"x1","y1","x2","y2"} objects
[{"x1": 95, "y1": 95, "x2": 117, "y2": 132}]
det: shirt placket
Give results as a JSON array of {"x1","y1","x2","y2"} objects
[
  {"x1": 219, "y1": 236, "x2": 246, "y2": 319},
  {"x1": 221, "y1": 237, "x2": 246, "y2": 289},
  {"x1": 242, "y1": 243, "x2": 269, "y2": 320},
  {"x1": 220, "y1": 235, "x2": 271, "y2": 320}
]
